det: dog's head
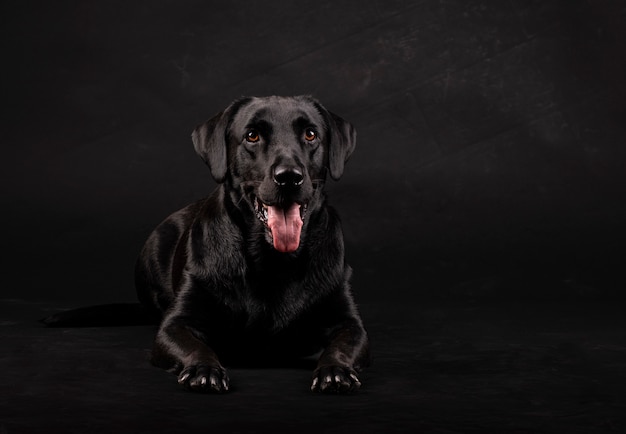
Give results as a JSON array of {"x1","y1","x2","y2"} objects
[{"x1": 191, "y1": 95, "x2": 356, "y2": 253}]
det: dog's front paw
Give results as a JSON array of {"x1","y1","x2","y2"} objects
[
  {"x1": 178, "y1": 364, "x2": 230, "y2": 393},
  {"x1": 311, "y1": 366, "x2": 361, "y2": 394}
]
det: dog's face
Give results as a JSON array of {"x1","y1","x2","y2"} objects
[{"x1": 192, "y1": 96, "x2": 356, "y2": 253}]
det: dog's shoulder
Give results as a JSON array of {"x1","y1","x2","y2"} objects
[{"x1": 184, "y1": 188, "x2": 248, "y2": 273}]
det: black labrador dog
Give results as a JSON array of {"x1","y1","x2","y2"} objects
[{"x1": 134, "y1": 95, "x2": 369, "y2": 393}]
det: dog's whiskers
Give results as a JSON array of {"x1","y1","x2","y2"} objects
[
  {"x1": 311, "y1": 179, "x2": 325, "y2": 189},
  {"x1": 234, "y1": 194, "x2": 248, "y2": 207}
]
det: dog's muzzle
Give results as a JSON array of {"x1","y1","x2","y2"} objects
[{"x1": 250, "y1": 164, "x2": 311, "y2": 253}]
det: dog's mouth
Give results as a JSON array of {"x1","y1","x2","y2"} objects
[{"x1": 255, "y1": 198, "x2": 308, "y2": 253}]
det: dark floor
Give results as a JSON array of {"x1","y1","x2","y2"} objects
[{"x1": 2, "y1": 298, "x2": 626, "y2": 433}]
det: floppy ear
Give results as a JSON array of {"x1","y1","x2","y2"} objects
[
  {"x1": 191, "y1": 112, "x2": 228, "y2": 183},
  {"x1": 191, "y1": 97, "x2": 251, "y2": 183},
  {"x1": 327, "y1": 111, "x2": 357, "y2": 180}
]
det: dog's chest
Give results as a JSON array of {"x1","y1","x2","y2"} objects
[{"x1": 231, "y1": 263, "x2": 311, "y2": 331}]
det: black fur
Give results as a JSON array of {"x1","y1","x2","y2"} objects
[{"x1": 134, "y1": 96, "x2": 369, "y2": 393}]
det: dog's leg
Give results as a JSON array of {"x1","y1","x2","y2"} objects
[
  {"x1": 153, "y1": 315, "x2": 230, "y2": 393},
  {"x1": 311, "y1": 318, "x2": 369, "y2": 394}
]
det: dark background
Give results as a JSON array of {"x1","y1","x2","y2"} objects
[
  {"x1": 3, "y1": 0, "x2": 626, "y2": 304},
  {"x1": 2, "y1": 1, "x2": 626, "y2": 433}
]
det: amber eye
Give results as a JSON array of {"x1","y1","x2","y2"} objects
[
  {"x1": 304, "y1": 128, "x2": 317, "y2": 141},
  {"x1": 245, "y1": 130, "x2": 260, "y2": 143}
]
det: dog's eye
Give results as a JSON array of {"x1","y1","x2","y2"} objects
[
  {"x1": 245, "y1": 130, "x2": 260, "y2": 143},
  {"x1": 304, "y1": 128, "x2": 317, "y2": 141}
]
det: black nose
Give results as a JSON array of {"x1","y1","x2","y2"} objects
[{"x1": 273, "y1": 165, "x2": 304, "y2": 187}]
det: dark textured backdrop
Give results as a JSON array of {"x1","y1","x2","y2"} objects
[{"x1": 3, "y1": 0, "x2": 626, "y2": 305}]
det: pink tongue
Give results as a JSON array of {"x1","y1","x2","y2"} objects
[{"x1": 266, "y1": 203, "x2": 303, "y2": 252}]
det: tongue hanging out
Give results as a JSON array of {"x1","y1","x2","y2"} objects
[{"x1": 266, "y1": 203, "x2": 303, "y2": 252}]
